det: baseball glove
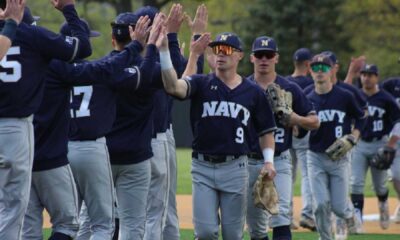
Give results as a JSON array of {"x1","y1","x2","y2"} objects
[
  {"x1": 253, "y1": 171, "x2": 279, "y2": 215},
  {"x1": 370, "y1": 146, "x2": 396, "y2": 170},
  {"x1": 325, "y1": 134, "x2": 357, "y2": 161},
  {"x1": 266, "y1": 83, "x2": 293, "y2": 126}
]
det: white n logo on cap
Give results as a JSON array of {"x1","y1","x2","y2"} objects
[
  {"x1": 317, "y1": 56, "x2": 324, "y2": 62},
  {"x1": 220, "y1": 35, "x2": 228, "y2": 41},
  {"x1": 261, "y1": 39, "x2": 269, "y2": 46}
]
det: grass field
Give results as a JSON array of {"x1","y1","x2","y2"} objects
[{"x1": 176, "y1": 148, "x2": 396, "y2": 197}]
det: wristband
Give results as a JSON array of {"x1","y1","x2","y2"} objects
[
  {"x1": 0, "y1": 19, "x2": 18, "y2": 41},
  {"x1": 159, "y1": 50, "x2": 173, "y2": 70},
  {"x1": 262, "y1": 148, "x2": 274, "y2": 164}
]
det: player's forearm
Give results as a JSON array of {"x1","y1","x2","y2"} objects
[
  {"x1": 259, "y1": 132, "x2": 275, "y2": 163},
  {"x1": 350, "y1": 129, "x2": 361, "y2": 141},
  {"x1": 388, "y1": 122, "x2": 400, "y2": 148},
  {"x1": 290, "y1": 113, "x2": 320, "y2": 130},
  {"x1": 159, "y1": 50, "x2": 187, "y2": 98},
  {"x1": 0, "y1": 36, "x2": 12, "y2": 59},
  {"x1": 344, "y1": 71, "x2": 355, "y2": 85},
  {"x1": 182, "y1": 51, "x2": 200, "y2": 78},
  {"x1": 0, "y1": 18, "x2": 17, "y2": 59}
]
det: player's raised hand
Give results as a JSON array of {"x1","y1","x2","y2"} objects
[
  {"x1": 348, "y1": 55, "x2": 366, "y2": 76},
  {"x1": 148, "y1": 13, "x2": 165, "y2": 46},
  {"x1": 0, "y1": 0, "x2": 25, "y2": 24},
  {"x1": 190, "y1": 33, "x2": 210, "y2": 57},
  {"x1": 130, "y1": 15, "x2": 150, "y2": 47},
  {"x1": 51, "y1": 0, "x2": 75, "y2": 11},
  {"x1": 185, "y1": 4, "x2": 208, "y2": 35},
  {"x1": 165, "y1": 3, "x2": 185, "y2": 33}
]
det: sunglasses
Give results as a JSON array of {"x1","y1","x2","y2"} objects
[
  {"x1": 212, "y1": 45, "x2": 240, "y2": 56},
  {"x1": 311, "y1": 64, "x2": 331, "y2": 73},
  {"x1": 253, "y1": 51, "x2": 276, "y2": 60}
]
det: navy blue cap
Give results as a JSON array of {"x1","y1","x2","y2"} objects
[
  {"x1": 311, "y1": 53, "x2": 333, "y2": 67},
  {"x1": 321, "y1": 50, "x2": 338, "y2": 64},
  {"x1": 208, "y1": 32, "x2": 243, "y2": 51},
  {"x1": 293, "y1": 48, "x2": 312, "y2": 61},
  {"x1": 360, "y1": 64, "x2": 379, "y2": 75},
  {"x1": 22, "y1": 7, "x2": 40, "y2": 25},
  {"x1": 111, "y1": 12, "x2": 138, "y2": 40},
  {"x1": 60, "y1": 18, "x2": 100, "y2": 38},
  {"x1": 252, "y1": 36, "x2": 278, "y2": 52},
  {"x1": 134, "y1": 6, "x2": 158, "y2": 25}
]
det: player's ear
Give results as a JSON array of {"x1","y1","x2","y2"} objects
[
  {"x1": 275, "y1": 53, "x2": 280, "y2": 64},
  {"x1": 250, "y1": 54, "x2": 255, "y2": 63},
  {"x1": 237, "y1": 51, "x2": 244, "y2": 61}
]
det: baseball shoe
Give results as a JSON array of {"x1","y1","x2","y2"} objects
[
  {"x1": 394, "y1": 203, "x2": 400, "y2": 223},
  {"x1": 335, "y1": 218, "x2": 347, "y2": 240},
  {"x1": 379, "y1": 200, "x2": 390, "y2": 229},
  {"x1": 299, "y1": 216, "x2": 317, "y2": 231},
  {"x1": 290, "y1": 220, "x2": 299, "y2": 230},
  {"x1": 347, "y1": 209, "x2": 363, "y2": 234}
]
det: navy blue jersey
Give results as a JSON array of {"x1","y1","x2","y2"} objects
[
  {"x1": 286, "y1": 75, "x2": 314, "y2": 90},
  {"x1": 183, "y1": 73, "x2": 276, "y2": 155},
  {"x1": 33, "y1": 42, "x2": 156, "y2": 171},
  {"x1": 381, "y1": 77, "x2": 400, "y2": 106},
  {"x1": 307, "y1": 86, "x2": 366, "y2": 152},
  {"x1": 248, "y1": 75, "x2": 314, "y2": 154},
  {"x1": 361, "y1": 90, "x2": 400, "y2": 140},
  {"x1": 0, "y1": 5, "x2": 91, "y2": 117},
  {"x1": 106, "y1": 35, "x2": 183, "y2": 164}
]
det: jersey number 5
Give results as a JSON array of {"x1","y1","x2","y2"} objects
[
  {"x1": 71, "y1": 86, "x2": 93, "y2": 118},
  {"x1": 0, "y1": 47, "x2": 21, "y2": 82}
]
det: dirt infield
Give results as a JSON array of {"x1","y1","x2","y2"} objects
[{"x1": 43, "y1": 196, "x2": 400, "y2": 234}]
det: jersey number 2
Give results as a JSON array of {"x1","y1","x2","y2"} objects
[
  {"x1": 71, "y1": 86, "x2": 93, "y2": 118},
  {"x1": 0, "y1": 47, "x2": 21, "y2": 82}
]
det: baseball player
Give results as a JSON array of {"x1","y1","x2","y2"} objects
[
  {"x1": 247, "y1": 37, "x2": 319, "y2": 240},
  {"x1": 380, "y1": 76, "x2": 400, "y2": 223},
  {"x1": 0, "y1": 0, "x2": 23, "y2": 59},
  {"x1": 22, "y1": 16, "x2": 162, "y2": 240},
  {"x1": 0, "y1": 0, "x2": 91, "y2": 239},
  {"x1": 102, "y1": 12, "x2": 186, "y2": 240},
  {"x1": 159, "y1": 31, "x2": 278, "y2": 240},
  {"x1": 286, "y1": 47, "x2": 316, "y2": 231},
  {"x1": 306, "y1": 53, "x2": 366, "y2": 240},
  {"x1": 350, "y1": 64, "x2": 400, "y2": 231}
]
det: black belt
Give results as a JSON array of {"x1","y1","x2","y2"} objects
[
  {"x1": 362, "y1": 136, "x2": 382, "y2": 142},
  {"x1": 192, "y1": 152, "x2": 242, "y2": 163},
  {"x1": 247, "y1": 151, "x2": 282, "y2": 160}
]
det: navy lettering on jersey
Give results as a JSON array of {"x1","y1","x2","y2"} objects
[
  {"x1": 361, "y1": 90, "x2": 400, "y2": 140},
  {"x1": 183, "y1": 73, "x2": 276, "y2": 155},
  {"x1": 247, "y1": 75, "x2": 314, "y2": 154},
  {"x1": 307, "y1": 86, "x2": 365, "y2": 152}
]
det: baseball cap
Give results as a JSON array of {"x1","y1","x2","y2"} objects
[
  {"x1": 310, "y1": 53, "x2": 333, "y2": 67},
  {"x1": 22, "y1": 7, "x2": 40, "y2": 25},
  {"x1": 252, "y1": 36, "x2": 278, "y2": 52},
  {"x1": 111, "y1": 12, "x2": 138, "y2": 41},
  {"x1": 134, "y1": 6, "x2": 158, "y2": 25},
  {"x1": 60, "y1": 18, "x2": 100, "y2": 38},
  {"x1": 208, "y1": 32, "x2": 243, "y2": 51},
  {"x1": 321, "y1": 51, "x2": 338, "y2": 64},
  {"x1": 293, "y1": 48, "x2": 312, "y2": 61},
  {"x1": 360, "y1": 64, "x2": 379, "y2": 75}
]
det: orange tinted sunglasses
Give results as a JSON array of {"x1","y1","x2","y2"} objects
[{"x1": 211, "y1": 45, "x2": 240, "y2": 56}]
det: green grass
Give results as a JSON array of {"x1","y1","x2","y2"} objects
[
  {"x1": 43, "y1": 228, "x2": 399, "y2": 239},
  {"x1": 176, "y1": 148, "x2": 396, "y2": 197}
]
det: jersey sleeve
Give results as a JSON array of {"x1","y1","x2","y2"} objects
[
  {"x1": 182, "y1": 74, "x2": 206, "y2": 99},
  {"x1": 252, "y1": 87, "x2": 277, "y2": 136},
  {"x1": 290, "y1": 82, "x2": 315, "y2": 116},
  {"x1": 347, "y1": 91, "x2": 366, "y2": 131},
  {"x1": 35, "y1": 5, "x2": 91, "y2": 62}
]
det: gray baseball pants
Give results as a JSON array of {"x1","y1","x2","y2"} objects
[
  {"x1": 111, "y1": 159, "x2": 151, "y2": 240},
  {"x1": 0, "y1": 117, "x2": 34, "y2": 240},
  {"x1": 144, "y1": 133, "x2": 170, "y2": 240},
  {"x1": 163, "y1": 126, "x2": 180, "y2": 240},
  {"x1": 68, "y1": 137, "x2": 115, "y2": 240},
  {"x1": 22, "y1": 165, "x2": 79, "y2": 239},
  {"x1": 307, "y1": 151, "x2": 354, "y2": 240},
  {"x1": 192, "y1": 155, "x2": 248, "y2": 240}
]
